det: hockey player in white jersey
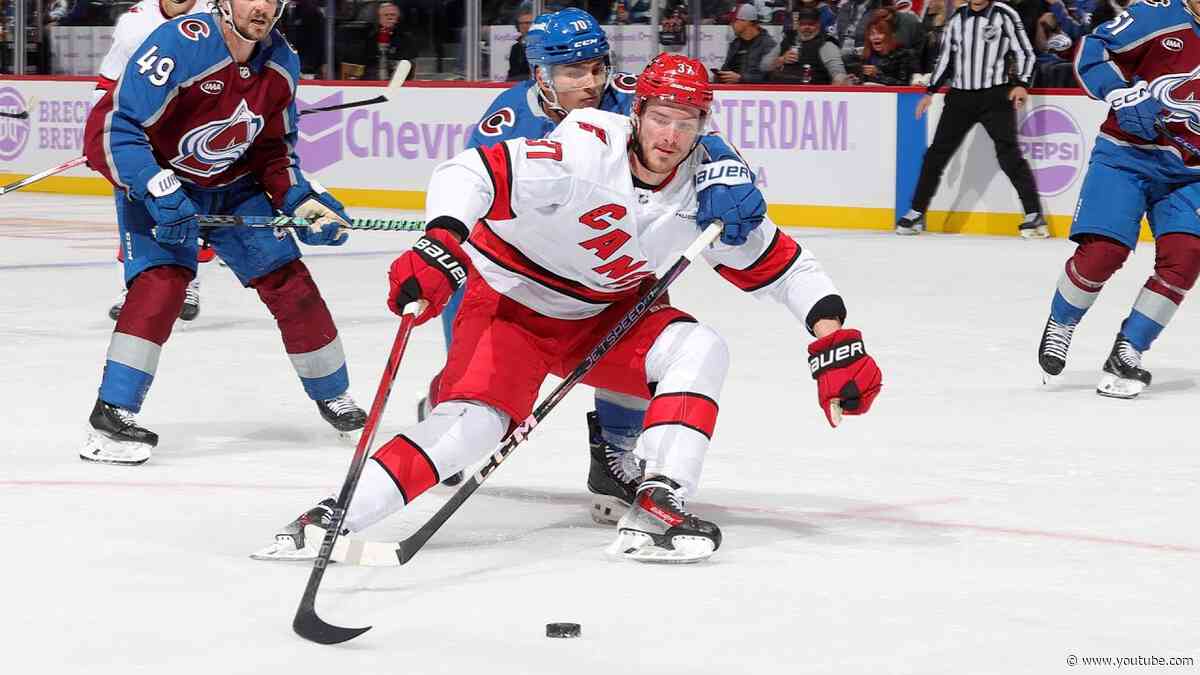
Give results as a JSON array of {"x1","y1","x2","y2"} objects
[
  {"x1": 255, "y1": 54, "x2": 883, "y2": 563},
  {"x1": 91, "y1": 0, "x2": 208, "y2": 323}
]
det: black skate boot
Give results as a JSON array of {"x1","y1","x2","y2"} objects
[
  {"x1": 179, "y1": 277, "x2": 200, "y2": 321},
  {"x1": 250, "y1": 498, "x2": 338, "y2": 561},
  {"x1": 81, "y1": 398, "x2": 158, "y2": 465},
  {"x1": 317, "y1": 393, "x2": 367, "y2": 432},
  {"x1": 586, "y1": 411, "x2": 643, "y2": 525},
  {"x1": 1019, "y1": 213, "x2": 1049, "y2": 239},
  {"x1": 895, "y1": 212, "x2": 925, "y2": 236},
  {"x1": 609, "y1": 477, "x2": 722, "y2": 563},
  {"x1": 1038, "y1": 316, "x2": 1077, "y2": 383},
  {"x1": 1097, "y1": 333, "x2": 1151, "y2": 399}
]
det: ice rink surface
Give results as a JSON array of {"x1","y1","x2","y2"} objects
[{"x1": 1, "y1": 193, "x2": 1196, "y2": 674}]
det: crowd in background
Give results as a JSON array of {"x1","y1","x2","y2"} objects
[{"x1": 1, "y1": 0, "x2": 1139, "y2": 84}]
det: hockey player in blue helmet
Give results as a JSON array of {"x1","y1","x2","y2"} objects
[{"x1": 421, "y1": 8, "x2": 644, "y2": 525}]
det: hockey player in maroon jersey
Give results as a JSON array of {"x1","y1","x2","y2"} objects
[
  {"x1": 80, "y1": 0, "x2": 366, "y2": 465},
  {"x1": 255, "y1": 54, "x2": 882, "y2": 563}
]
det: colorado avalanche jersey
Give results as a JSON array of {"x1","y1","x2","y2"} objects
[
  {"x1": 94, "y1": 0, "x2": 206, "y2": 100},
  {"x1": 427, "y1": 108, "x2": 839, "y2": 325},
  {"x1": 1076, "y1": 0, "x2": 1200, "y2": 179},
  {"x1": 84, "y1": 13, "x2": 302, "y2": 205},
  {"x1": 465, "y1": 72, "x2": 637, "y2": 149}
]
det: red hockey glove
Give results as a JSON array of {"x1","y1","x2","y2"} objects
[
  {"x1": 387, "y1": 227, "x2": 469, "y2": 325},
  {"x1": 807, "y1": 328, "x2": 882, "y2": 428}
]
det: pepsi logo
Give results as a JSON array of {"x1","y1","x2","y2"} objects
[
  {"x1": 1018, "y1": 105, "x2": 1085, "y2": 197},
  {"x1": 478, "y1": 107, "x2": 516, "y2": 137},
  {"x1": 1163, "y1": 37, "x2": 1184, "y2": 52},
  {"x1": 0, "y1": 87, "x2": 31, "y2": 162},
  {"x1": 179, "y1": 18, "x2": 210, "y2": 41},
  {"x1": 200, "y1": 80, "x2": 224, "y2": 95}
]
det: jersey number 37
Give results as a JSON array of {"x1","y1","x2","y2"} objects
[{"x1": 136, "y1": 45, "x2": 176, "y2": 87}]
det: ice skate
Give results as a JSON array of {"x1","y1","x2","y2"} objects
[
  {"x1": 108, "y1": 288, "x2": 126, "y2": 320},
  {"x1": 607, "y1": 478, "x2": 721, "y2": 563},
  {"x1": 1097, "y1": 333, "x2": 1151, "y2": 399},
  {"x1": 250, "y1": 498, "x2": 337, "y2": 561},
  {"x1": 586, "y1": 411, "x2": 643, "y2": 525},
  {"x1": 80, "y1": 398, "x2": 157, "y2": 466},
  {"x1": 1019, "y1": 213, "x2": 1049, "y2": 239},
  {"x1": 317, "y1": 393, "x2": 367, "y2": 438},
  {"x1": 895, "y1": 213, "x2": 925, "y2": 236},
  {"x1": 179, "y1": 277, "x2": 201, "y2": 321},
  {"x1": 1038, "y1": 316, "x2": 1076, "y2": 384}
]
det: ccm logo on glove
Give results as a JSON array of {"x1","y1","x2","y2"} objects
[{"x1": 414, "y1": 237, "x2": 468, "y2": 288}]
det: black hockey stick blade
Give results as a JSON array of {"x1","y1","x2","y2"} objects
[
  {"x1": 293, "y1": 595, "x2": 371, "y2": 645},
  {"x1": 0, "y1": 110, "x2": 28, "y2": 119},
  {"x1": 298, "y1": 95, "x2": 387, "y2": 116}
]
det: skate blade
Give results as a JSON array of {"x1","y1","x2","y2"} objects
[
  {"x1": 79, "y1": 432, "x2": 151, "y2": 466},
  {"x1": 1020, "y1": 226, "x2": 1050, "y2": 240},
  {"x1": 1096, "y1": 373, "x2": 1145, "y2": 399},
  {"x1": 590, "y1": 495, "x2": 630, "y2": 526},
  {"x1": 606, "y1": 529, "x2": 715, "y2": 564},
  {"x1": 1040, "y1": 369, "x2": 1061, "y2": 386},
  {"x1": 336, "y1": 429, "x2": 361, "y2": 445}
]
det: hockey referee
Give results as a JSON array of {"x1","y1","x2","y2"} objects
[{"x1": 897, "y1": 0, "x2": 1047, "y2": 238}]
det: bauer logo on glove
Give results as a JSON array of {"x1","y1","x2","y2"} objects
[
  {"x1": 806, "y1": 328, "x2": 882, "y2": 427},
  {"x1": 694, "y1": 160, "x2": 753, "y2": 190},
  {"x1": 413, "y1": 237, "x2": 468, "y2": 288}
]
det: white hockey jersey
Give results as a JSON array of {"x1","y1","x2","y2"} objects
[
  {"x1": 424, "y1": 108, "x2": 840, "y2": 327},
  {"x1": 93, "y1": 0, "x2": 206, "y2": 101}
]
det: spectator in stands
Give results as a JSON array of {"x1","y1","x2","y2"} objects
[
  {"x1": 837, "y1": 0, "x2": 923, "y2": 68},
  {"x1": 363, "y1": 1, "x2": 419, "y2": 80},
  {"x1": 289, "y1": 0, "x2": 326, "y2": 79},
  {"x1": 611, "y1": 0, "x2": 652, "y2": 24},
  {"x1": 797, "y1": 0, "x2": 837, "y2": 35},
  {"x1": 767, "y1": 7, "x2": 848, "y2": 84},
  {"x1": 1033, "y1": 9, "x2": 1076, "y2": 86},
  {"x1": 715, "y1": 3, "x2": 778, "y2": 83},
  {"x1": 703, "y1": 0, "x2": 737, "y2": 23},
  {"x1": 1002, "y1": 0, "x2": 1048, "y2": 43},
  {"x1": 507, "y1": 4, "x2": 533, "y2": 81},
  {"x1": 1086, "y1": 0, "x2": 1131, "y2": 32},
  {"x1": 47, "y1": 0, "x2": 106, "y2": 26},
  {"x1": 858, "y1": 8, "x2": 918, "y2": 85}
]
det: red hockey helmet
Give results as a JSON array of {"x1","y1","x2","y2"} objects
[{"x1": 632, "y1": 53, "x2": 714, "y2": 118}]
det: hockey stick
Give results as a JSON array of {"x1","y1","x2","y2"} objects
[
  {"x1": 0, "y1": 156, "x2": 87, "y2": 196},
  {"x1": 1154, "y1": 116, "x2": 1200, "y2": 159},
  {"x1": 0, "y1": 110, "x2": 29, "y2": 119},
  {"x1": 316, "y1": 221, "x2": 725, "y2": 574},
  {"x1": 195, "y1": 214, "x2": 425, "y2": 231},
  {"x1": 293, "y1": 301, "x2": 424, "y2": 646},
  {"x1": 298, "y1": 59, "x2": 411, "y2": 117}
]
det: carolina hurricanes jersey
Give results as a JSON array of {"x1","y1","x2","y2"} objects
[
  {"x1": 94, "y1": 0, "x2": 207, "y2": 99},
  {"x1": 425, "y1": 108, "x2": 839, "y2": 324},
  {"x1": 465, "y1": 73, "x2": 637, "y2": 150},
  {"x1": 1076, "y1": 0, "x2": 1200, "y2": 178},
  {"x1": 84, "y1": 13, "x2": 303, "y2": 205}
]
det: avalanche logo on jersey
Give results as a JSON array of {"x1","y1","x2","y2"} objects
[
  {"x1": 1150, "y1": 64, "x2": 1200, "y2": 135},
  {"x1": 179, "y1": 18, "x2": 210, "y2": 41},
  {"x1": 478, "y1": 107, "x2": 516, "y2": 137},
  {"x1": 612, "y1": 73, "x2": 637, "y2": 94},
  {"x1": 170, "y1": 100, "x2": 265, "y2": 177}
]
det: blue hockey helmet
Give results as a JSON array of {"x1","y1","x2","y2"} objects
[{"x1": 524, "y1": 8, "x2": 611, "y2": 70}]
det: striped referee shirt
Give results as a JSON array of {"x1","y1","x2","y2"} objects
[{"x1": 928, "y1": 1, "x2": 1036, "y2": 93}]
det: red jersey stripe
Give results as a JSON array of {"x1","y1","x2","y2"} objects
[{"x1": 713, "y1": 229, "x2": 801, "y2": 292}]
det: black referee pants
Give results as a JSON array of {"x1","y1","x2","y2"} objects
[{"x1": 910, "y1": 86, "x2": 1041, "y2": 215}]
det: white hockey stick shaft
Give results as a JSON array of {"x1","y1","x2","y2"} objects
[{"x1": 0, "y1": 156, "x2": 87, "y2": 196}]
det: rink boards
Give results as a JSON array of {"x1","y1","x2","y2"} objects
[{"x1": 1, "y1": 77, "x2": 1135, "y2": 239}]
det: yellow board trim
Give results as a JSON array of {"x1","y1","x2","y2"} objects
[{"x1": 1, "y1": 177, "x2": 1154, "y2": 241}]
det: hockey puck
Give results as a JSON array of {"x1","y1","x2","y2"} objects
[{"x1": 545, "y1": 622, "x2": 581, "y2": 638}]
